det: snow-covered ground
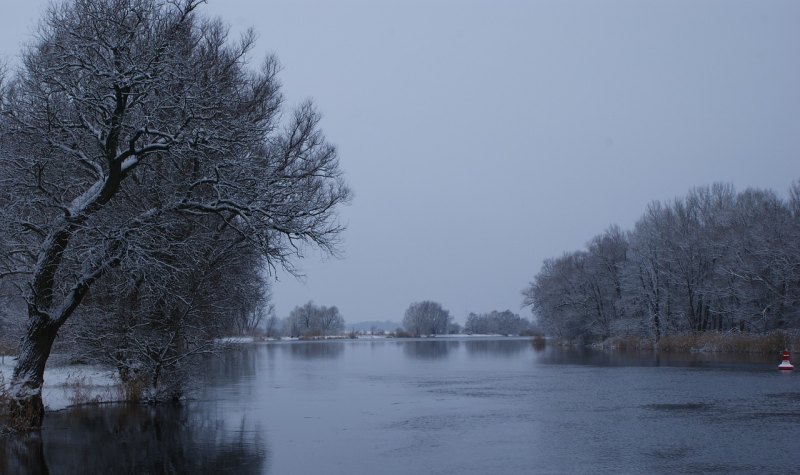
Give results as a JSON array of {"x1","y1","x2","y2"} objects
[
  {"x1": 216, "y1": 336, "x2": 259, "y2": 344},
  {"x1": 0, "y1": 357, "x2": 118, "y2": 411}
]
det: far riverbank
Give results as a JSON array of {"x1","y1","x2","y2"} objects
[{"x1": 589, "y1": 330, "x2": 800, "y2": 354}]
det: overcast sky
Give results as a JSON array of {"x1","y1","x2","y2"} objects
[{"x1": 2, "y1": 0, "x2": 799, "y2": 324}]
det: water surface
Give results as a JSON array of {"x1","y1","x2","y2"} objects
[{"x1": 3, "y1": 338, "x2": 799, "y2": 474}]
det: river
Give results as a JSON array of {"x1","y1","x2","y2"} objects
[{"x1": 2, "y1": 338, "x2": 799, "y2": 474}]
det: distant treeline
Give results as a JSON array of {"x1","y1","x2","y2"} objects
[
  {"x1": 522, "y1": 182, "x2": 800, "y2": 343},
  {"x1": 464, "y1": 310, "x2": 532, "y2": 336}
]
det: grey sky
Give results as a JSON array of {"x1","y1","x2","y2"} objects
[{"x1": 2, "y1": 1, "x2": 799, "y2": 324}]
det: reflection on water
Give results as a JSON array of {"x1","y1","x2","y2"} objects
[
  {"x1": 531, "y1": 336, "x2": 546, "y2": 352},
  {"x1": 463, "y1": 338, "x2": 530, "y2": 357},
  {"x1": 1, "y1": 433, "x2": 47, "y2": 475},
  {"x1": 401, "y1": 339, "x2": 460, "y2": 359},
  {"x1": 399, "y1": 337, "x2": 535, "y2": 359},
  {"x1": 3, "y1": 338, "x2": 799, "y2": 475},
  {"x1": 1, "y1": 404, "x2": 267, "y2": 475},
  {"x1": 201, "y1": 347, "x2": 260, "y2": 387},
  {"x1": 539, "y1": 346, "x2": 777, "y2": 369},
  {"x1": 287, "y1": 340, "x2": 345, "y2": 359}
]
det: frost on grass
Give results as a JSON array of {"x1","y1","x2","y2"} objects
[{"x1": 1, "y1": 358, "x2": 117, "y2": 412}]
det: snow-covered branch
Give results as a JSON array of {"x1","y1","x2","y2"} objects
[{"x1": 0, "y1": 0, "x2": 349, "y2": 425}]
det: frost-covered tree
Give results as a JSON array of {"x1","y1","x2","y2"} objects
[
  {"x1": 264, "y1": 313, "x2": 282, "y2": 339},
  {"x1": 523, "y1": 252, "x2": 592, "y2": 340},
  {"x1": 284, "y1": 301, "x2": 345, "y2": 337},
  {"x1": 620, "y1": 204, "x2": 670, "y2": 340},
  {"x1": 714, "y1": 187, "x2": 800, "y2": 330},
  {"x1": 0, "y1": 0, "x2": 349, "y2": 427},
  {"x1": 225, "y1": 263, "x2": 275, "y2": 336},
  {"x1": 524, "y1": 182, "x2": 800, "y2": 343},
  {"x1": 62, "y1": 227, "x2": 271, "y2": 401},
  {"x1": 402, "y1": 301, "x2": 452, "y2": 337},
  {"x1": 464, "y1": 310, "x2": 531, "y2": 336}
]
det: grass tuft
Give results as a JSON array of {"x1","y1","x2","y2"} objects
[
  {"x1": 63, "y1": 374, "x2": 102, "y2": 406},
  {"x1": 116, "y1": 373, "x2": 148, "y2": 403},
  {"x1": 0, "y1": 373, "x2": 39, "y2": 434}
]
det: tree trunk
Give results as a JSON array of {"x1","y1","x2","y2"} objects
[
  {"x1": 653, "y1": 312, "x2": 661, "y2": 342},
  {"x1": 8, "y1": 315, "x2": 62, "y2": 429}
]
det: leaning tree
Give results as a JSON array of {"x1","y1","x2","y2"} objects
[{"x1": 0, "y1": 0, "x2": 350, "y2": 427}]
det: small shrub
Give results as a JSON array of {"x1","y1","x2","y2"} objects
[
  {"x1": 787, "y1": 330, "x2": 800, "y2": 353},
  {"x1": 297, "y1": 328, "x2": 324, "y2": 340},
  {"x1": 0, "y1": 373, "x2": 11, "y2": 433},
  {"x1": 0, "y1": 374, "x2": 39, "y2": 433},
  {"x1": 116, "y1": 373, "x2": 148, "y2": 403},
  {"x1": 657, "y1": 333, "x2": 700, "y2": 352},
  {"x1": 0, "y1": 341, "x2": 18, "y2": 357},
  {"x1": 614, "y1": 336, "x2": 647, "y2": 351}
]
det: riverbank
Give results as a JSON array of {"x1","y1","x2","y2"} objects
[
  {"x1": 592, "y1": 330, "x2": 800, "y2": 354},
  {"x1": 3, "y1": 330, "x2": 797, "y2": 415},
  {"x1": 0, "y1": 336, "x2": 368, "y2": 413},
  {"x1": 0, "y1": 358, "x2": 118, "y2": 412}
]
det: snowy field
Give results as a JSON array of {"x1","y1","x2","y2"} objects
[{"x1": 0, "y1": 357, "x2": 118, "y2": 411}]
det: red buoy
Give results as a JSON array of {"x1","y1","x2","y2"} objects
[{"x1": 778, "y1": 349, "x2": 794, "y2": 371}]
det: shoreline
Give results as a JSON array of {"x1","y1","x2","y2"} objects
[
  {"x1": 587, "y1": 330, "x2": 800, "y2": 354},
  {"x1": 3, "y1": 331, "x2": 798, "y2": 414},
  {"x1": 1, "y1": 358, "x2": 118, "y2": 413}
]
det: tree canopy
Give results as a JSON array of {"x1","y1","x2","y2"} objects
[
  {"x1": 0, "y1": 0, "x2": 350, "y2": 427},
  {"x1": 402, "y1": 301, "x2": 452, "y2": 337},
  {"x1": 284, "y1": 301, "x2": 345, "y2": 338},
  {"x1": 524, "y1": 183, "x2": 800, "y2": 342}
]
